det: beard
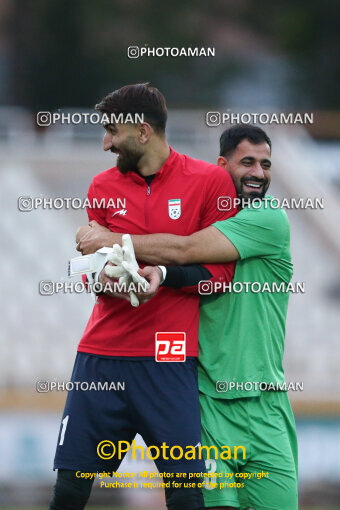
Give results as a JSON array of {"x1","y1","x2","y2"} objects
[
  {"x1": 111, "y1": 139, "x2": 144, "y2": 174},
  {"x1": 238, "y1": 176, "x2": 269, "y2": 203}
]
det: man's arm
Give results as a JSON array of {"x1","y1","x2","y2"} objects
[
  {"x1": 76, "y1": 221, "x2": 240, "y2": 265},
  {"x1": 131, "y1": 227, "x2": 240, "y2": 265}
]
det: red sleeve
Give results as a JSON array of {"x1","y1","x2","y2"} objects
[
  {"x1": 86, "y1": 180, "x2": 108, "y2": 226},
  {"x1": 199, "y1": 165, "x2": 238, "y2": 228},
  {"x1": 81, "y1": 180, "x2": 108, "y2": 292},
  {"x1": 182, "y1": 166, "x2": 238, "y2": 294}
]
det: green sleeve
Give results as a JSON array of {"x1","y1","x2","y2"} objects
[{"x1": 213, "y1": 204, "x2": 290, "y2": 260}]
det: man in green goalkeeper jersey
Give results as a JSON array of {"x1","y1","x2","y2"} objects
[{"x1": 76, "y1": 124, "x2": 298, "y2": 510}]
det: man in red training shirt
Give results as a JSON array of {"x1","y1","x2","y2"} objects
[{"x1": 48, "y1": 83, "x2": 237, "y2": 510}]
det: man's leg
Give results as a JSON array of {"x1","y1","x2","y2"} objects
[
  {"x1": 237, "y1": 391, "x2": 298, "y2": 510},
  {"x1": 49, "y1": 353, "x2": 135, "y2": 508},
  {"x1": 126, "y1": 358, "x2": 206, "y2": 510},
  {"x1": 199, "y1": 393, "x2": 244, "y2": 509},
  {"x1": 200, "y1": 391, "x2": 298, "y2": 510},
  {"x1": 164, "y1": 474, "x2": 205, "y2": 510},
  {"x1": 49, "y1": 469, "x2": 94, "y2": 510}
]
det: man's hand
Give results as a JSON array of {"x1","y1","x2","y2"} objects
[
  {"x1": 98, "y1": 263, "x2": 130, "y2": 302},
  {"x1": 134, "y1": 266, "x2": 163, "y2": 304},
  {"x1": 76, "y1": 221, "x2": 121, "y2": 255}
]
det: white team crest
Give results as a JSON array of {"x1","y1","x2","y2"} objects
[{"x1": 168, "y1": 199, "x2": 181, "y2": 220}]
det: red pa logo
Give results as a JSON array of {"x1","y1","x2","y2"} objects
[{"x1": 155, "y1": 332, "x2": 186, "y2": 362}]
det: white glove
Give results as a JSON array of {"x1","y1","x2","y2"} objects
[{"x1": 105, "y1": 234, "x2": 149, "y2": 307}]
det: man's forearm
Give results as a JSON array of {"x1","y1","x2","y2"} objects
[
  {"x1": 131, "y1": 233, "x2": 189, "y2": 265},
  {"x1": 77, "y1": 222, "x2": 238, "y2": 264},
  {"x1": 130, "y1": 227, "x2": 239, "y2": 265},
  {"x1": 76, "y1": 223, "x2": 188, "y2": 263},
  {"x1": 88, "y1": 230, "x2": 188, "y2": 264}
]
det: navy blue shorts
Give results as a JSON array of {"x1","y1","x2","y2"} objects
[{"x1": 54, "y1": 352, "x2": 205, "y2": 474}]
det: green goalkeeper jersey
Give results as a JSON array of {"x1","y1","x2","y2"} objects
[{"x1": 198, "y1": 196, "x2": 293, "y2": 399}]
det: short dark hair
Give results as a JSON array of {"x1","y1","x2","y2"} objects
[
  {"x1": 220, "y1": 124, "x2": 271, "y2": 157},
  {"x1": 95, "y1": 83, "x2": 167, "y2": 133}
]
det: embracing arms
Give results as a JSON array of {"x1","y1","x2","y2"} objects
[{"x1": 76, "y1": 221, "x2": 240, "y2": 265}]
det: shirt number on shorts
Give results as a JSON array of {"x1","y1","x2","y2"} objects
[
  {"x1": 59, "y1": 415, "x2": 69, "y2": 446},
  {"x1": 204, "y1": 459, "x2": 217, "y2": 490}
]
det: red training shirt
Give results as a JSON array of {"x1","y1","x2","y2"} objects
[{"x1": 78, "y1": 148, "x2": 237, "y2": 357}]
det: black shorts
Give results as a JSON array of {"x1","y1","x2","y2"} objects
[{"x1": 54, "y1": 352, "x2": 205, "y2": 474}]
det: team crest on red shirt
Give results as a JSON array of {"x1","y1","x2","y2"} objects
[{"x1": 168, "y1": 199, "x2": 181, "y2": 220}]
